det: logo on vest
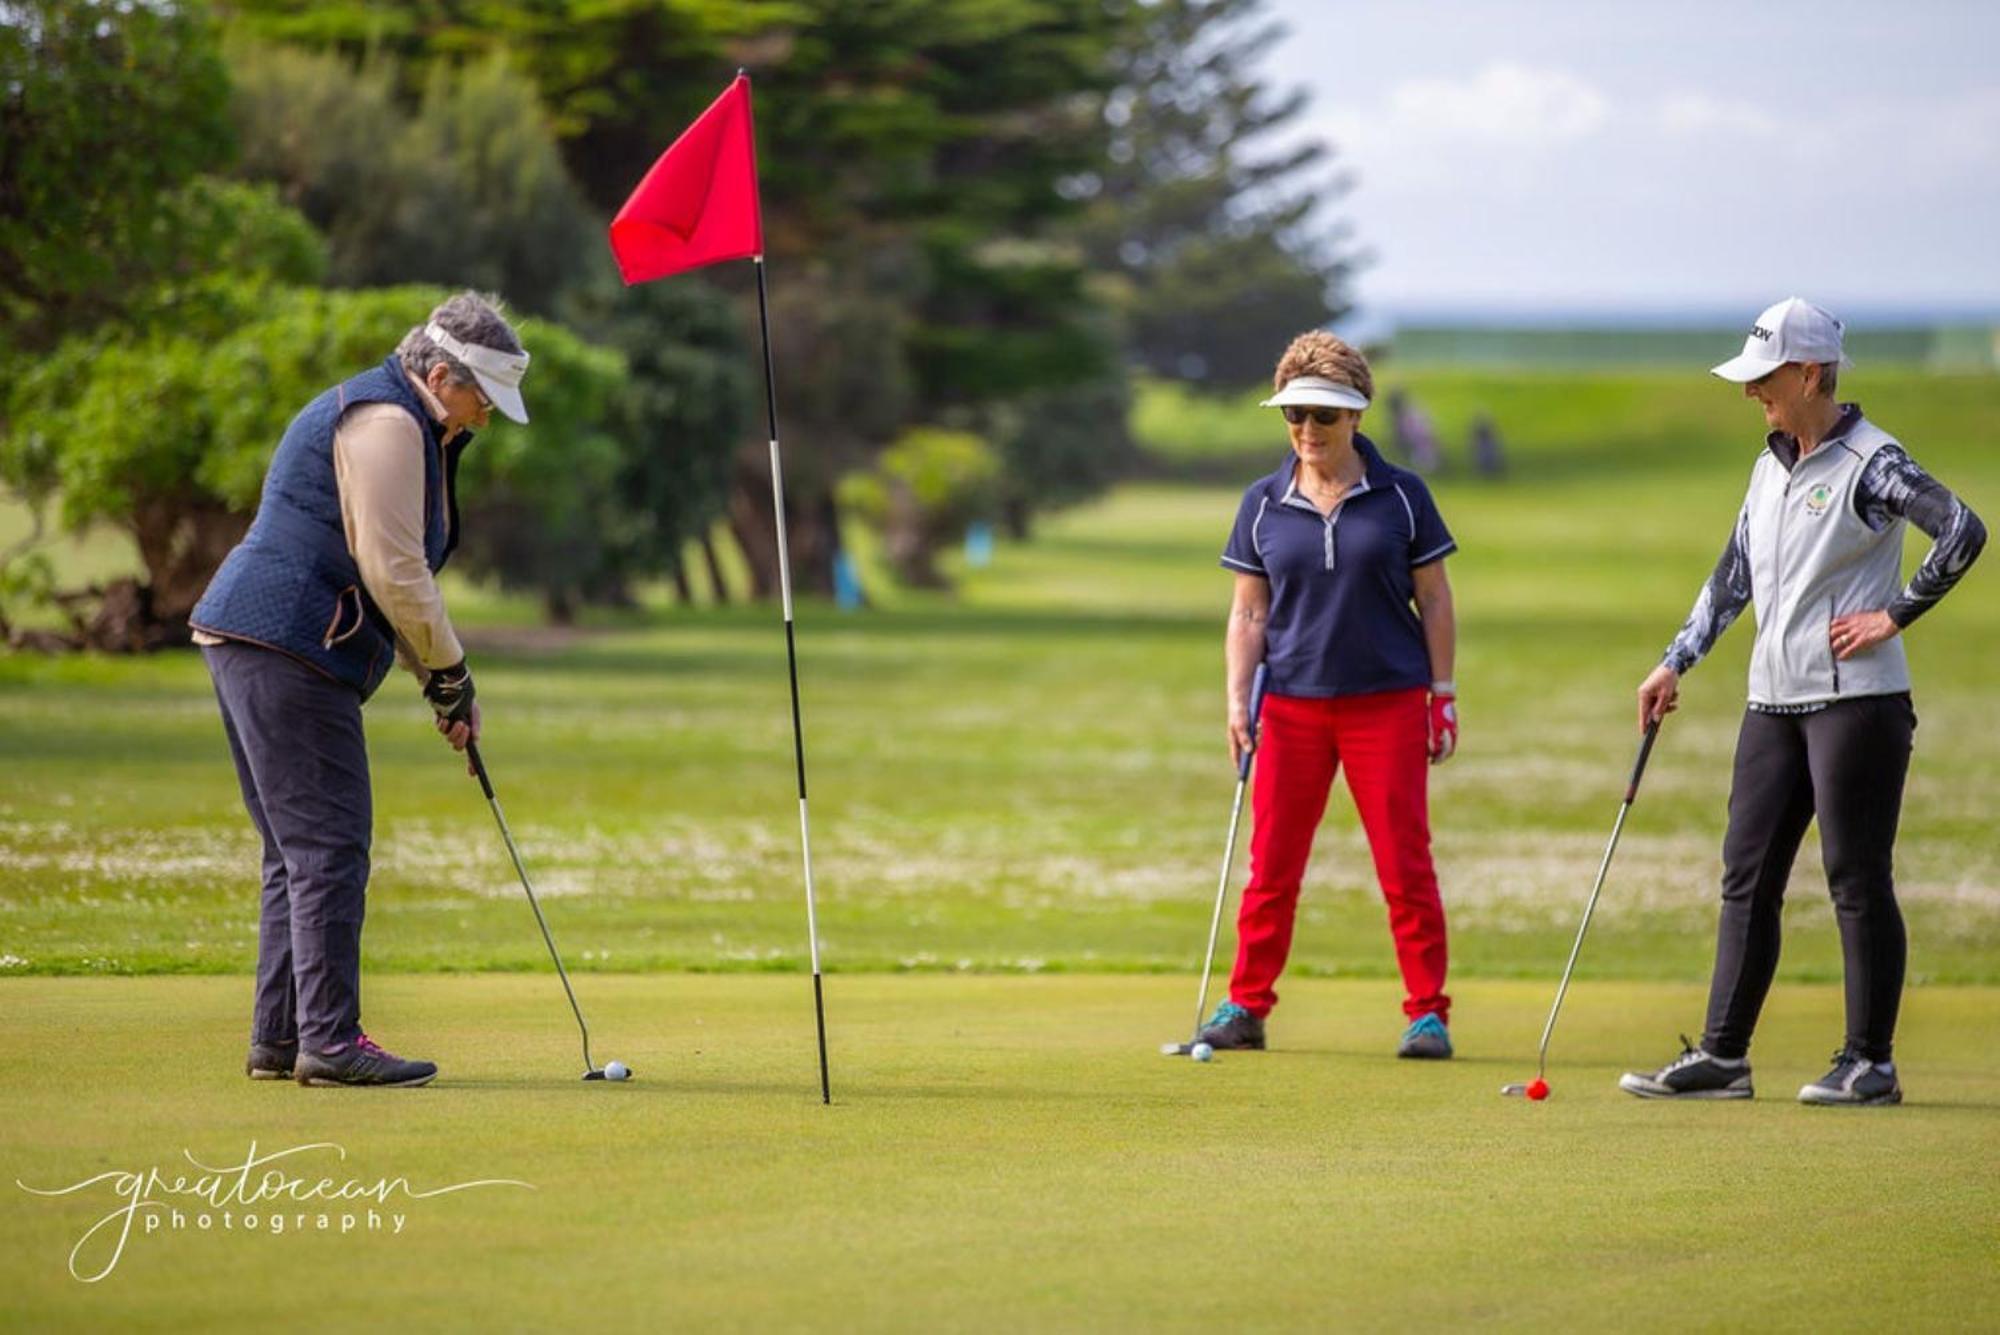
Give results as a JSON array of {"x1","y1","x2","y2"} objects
[{"x1": 1803, "y1": 482, "x2": 1834, "y2": 517}]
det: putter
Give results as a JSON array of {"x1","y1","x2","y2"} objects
[
  {"x1": 1502, "y1": 717, "x2": 1661, "y2": 1098},
  {"x1": 1161, "y1": 662, "x2": 1270, "y2": 1057},
  {"x1": 467, "y1": 742, "x2": 628, "y2": 1083}
]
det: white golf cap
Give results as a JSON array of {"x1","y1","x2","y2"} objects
[
  {"x1": 426, "y1": 321, "x2": 532, "y2": 423},
  {"x1": 1710, "y1": 297, "x2": 1853, "y2": 383},
  {"x1": 1260, "y1": 375, "x2": 1370, "y2": 411}
]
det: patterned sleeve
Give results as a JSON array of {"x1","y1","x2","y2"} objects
[
  {"x1": 1662, "y1": 501, "x2": 1753, "y2": 675},
  {"x1": 1854, "y1": 445, "x2": 1987, "y2": 627}
]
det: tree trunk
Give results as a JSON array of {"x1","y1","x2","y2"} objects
[
  {"x1": 1002, "y1": 496, "x2": 1032, "y2": 541},
  {"x1": 670, "y1": 562, "x2": 694, "y2": 606},
  {"x1": 127, "y1": 494, "x2": 249, "y2": 622},
  {"x1": 544, "y1": 586, "x2": 576, "y2": 625},
  {"x1": 725, "y1": 439, "x2": 835, "y2": 601},
  {"x1": 699, "y1": 532, "x2": 729, "y2": 605}
]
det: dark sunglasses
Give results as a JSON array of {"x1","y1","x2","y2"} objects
[{"x1": 1280, "y1": 406, "x2": 1343, "y2": 426}]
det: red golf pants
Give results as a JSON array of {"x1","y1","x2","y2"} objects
[{"x1": 1229, "y1": 688, "x2": 1450, "y2": 1022}]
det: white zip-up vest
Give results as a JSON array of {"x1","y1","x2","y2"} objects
[{"x1": 1744, "y1": 415, "x2": 1910, "y2": 706}]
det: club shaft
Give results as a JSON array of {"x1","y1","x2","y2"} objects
[
  {"x1": 1532, "y1": 720, "x2": 1660, "y2": 1079},
  {"x1": 757, "y1": 254, "x2": 831, "y2": 1105},
  {"x1": 475, "y1": 763, "x2": 594, "y2": 1074},
  {"x1": 1192, "y1": 776, "x2": 1251, "y2": 1040},
  {"x1": 1535, "y1": 797, "x2": 1631, "y2": 1076}
]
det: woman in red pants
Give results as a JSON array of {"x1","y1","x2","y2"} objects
[{"x1": 1198, "y1": 331, "x2": 1460, "y2": 1059}]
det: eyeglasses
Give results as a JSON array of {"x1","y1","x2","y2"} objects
[
  {"x1": 467, "y1": 380, "x2": 494, "y2": 412},
  {"x1": 1281, "y1": 406, "x2": 1343, "y2": 427}
]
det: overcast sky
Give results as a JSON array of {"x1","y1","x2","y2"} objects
[{"x1": 1264, "y1": 1, "x2": 2000, "y2": 321}]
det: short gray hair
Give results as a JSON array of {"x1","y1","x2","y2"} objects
[
  {"x1": 1814, "y1": 361, "x2": 1839, "y2": 398},
  {"x1": 397, "y1": 291, "x2": 524, "y2": 385}
]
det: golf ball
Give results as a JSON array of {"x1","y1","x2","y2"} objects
[
  {"x1": 604, "y1": 1060, "x2": 630, "y2": 1082},
  {"x1": 1189, "y1": 1043, "x2": 1214, "y2": 1063},
  {"x1": 1526, "y1": 1078, "x2": 1549, "y2": 1101}
]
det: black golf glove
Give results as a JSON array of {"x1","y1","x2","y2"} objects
[{"x1": 424, "y1": 659, "x2": 476, "y2": 724}]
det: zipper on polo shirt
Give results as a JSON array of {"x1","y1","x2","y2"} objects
[{"x1": 1281, "y1": 479, "x2": 1362, "y2": 573}]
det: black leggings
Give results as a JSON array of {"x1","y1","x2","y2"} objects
[{"x1": 1702, "y1": 695, "x2": 1915, "y2": 1063}]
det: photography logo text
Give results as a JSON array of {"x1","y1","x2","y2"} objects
[{"x1": 16, "y1": 1140, "x2": 534, "y2": 1282}]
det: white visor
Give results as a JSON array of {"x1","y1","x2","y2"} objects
[
  {"x1": 426, "y1": 322, "x2": 531, "y2": 423},
  {"x1": 1260, "y1": 375, "x2": 1370, "y2": 411}
]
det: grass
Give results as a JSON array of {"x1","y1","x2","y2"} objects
[
  {"x1": 3, "y1": 975, "x2": 1997, "y2": 1331},
  {"x1": 4, "y1": 366, "x2": 1998, "y2": 1330},
  {"x1": 2, "y1": 368, "x2": 1998, "y2": 983}
]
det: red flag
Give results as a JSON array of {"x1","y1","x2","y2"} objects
[{"x1": 608, "y1": 75, "x2": 764, "y2": 284}]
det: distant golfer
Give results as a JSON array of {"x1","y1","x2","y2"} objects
[
  {"x1": 190, "y1": 292, "x2": 532, "y2": 1088},
  {"x1": 1199, "y1": 332, "x2": 1461, "y2": 1059},
  {"x1": 1622, "y1": 298, "x2": 1985, "y2": 1105}
]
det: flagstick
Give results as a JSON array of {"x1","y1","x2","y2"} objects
[{"x1": 753, "y1": 253, "x2": 831, "y2": 1105}]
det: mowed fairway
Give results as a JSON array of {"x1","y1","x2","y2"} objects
[
  {"x1": 2, "y1": 976, "x2": 1997, "y2": 1331},
  {"x1": 3, "y1": 368, "x2": 1999, "y2": 1328}
]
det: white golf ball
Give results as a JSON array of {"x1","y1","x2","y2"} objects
[
  {"x1": 603, "y1": 1060, "x2": 630, "y2": 1081},
  {"x1": 1189, "y1": 1043, "x2": 1214, "y2": 1063}
]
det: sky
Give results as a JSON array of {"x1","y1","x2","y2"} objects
[{"x1": 1263, "y1": 1, "x2": 2000, "y2": 322}]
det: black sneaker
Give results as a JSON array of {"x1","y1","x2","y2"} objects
[
  {"x1": 1799, "y1": 1050, "x2": 1902, "y2": 1107},
  {"x1": 295, "y1": 1034, "x2": 438, "y2": 1088},
  {"x1": 1196, "y1": 1001, "x2": 1267, "y2": 1051},
  {"x1": 1618, "y1": 1035, "x2": 1753, "y2": 1099},
  {"x1": 1396, "y1": 1013, "x2": 1453, "y2": 1060},
  {"x1": 246, "y1": 1039, "x2": 298, "y2": 1080}
]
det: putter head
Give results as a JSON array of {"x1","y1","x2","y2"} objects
[
  {"x1": 1160, "y1": 1041, "x2": 1192, "y2": 1057},
  {"x1": 583, "y1": 1068, "x2": 606, "y2": 1081},
  {"x1": 1500, "y1": 1082, "x2": 1529, "y2": 1097}
]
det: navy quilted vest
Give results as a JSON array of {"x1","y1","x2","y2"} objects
[{"x1": 192, "y1": 357, "x2": 467, "y2": 699}]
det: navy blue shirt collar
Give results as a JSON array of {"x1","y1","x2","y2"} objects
[{"x1": 1766, "y1": 402, "x2": 1862, "y2": 471}]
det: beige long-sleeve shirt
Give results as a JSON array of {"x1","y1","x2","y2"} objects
[{"x1": 195, "y1": 371, "x2": 464, "y2": 681}]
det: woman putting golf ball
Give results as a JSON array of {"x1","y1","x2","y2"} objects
[{"x1": 1198, "y1": 331, "x2": 1461, "y2": 1061}]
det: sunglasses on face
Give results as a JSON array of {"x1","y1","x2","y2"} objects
[{"x1": 1281, "y1": 406, "x2": 1343, "y2": 427}]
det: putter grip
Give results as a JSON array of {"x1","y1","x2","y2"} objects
[
  {"x1": 467, "y1": 742, "x2": 495, "y2": 800},
  {"x1": 1625, "y1": 718, "x2": 1661, "y2": 804},
  {"x1": 1238, "y1": 662, "x2": 1271, "y2": 780}
]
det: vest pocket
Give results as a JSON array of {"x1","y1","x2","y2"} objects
[{"x1": 322, "y1": 584, "x2": 366, "y2": 648}]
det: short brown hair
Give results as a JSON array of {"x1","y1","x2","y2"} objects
[{"x1": 1273, "y1": 330, "x2": 1373, "y2": 403}]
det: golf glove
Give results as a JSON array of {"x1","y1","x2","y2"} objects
[
  {"x1": 424, "y1": 660, "x2": 476, "y2": 724},
  {"x1": 1428, "y1": 684, "x2": 1457, "y2": 764}
]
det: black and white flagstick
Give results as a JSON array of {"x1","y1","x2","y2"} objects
[{"x1": 752, "y1": 252, "x2": 831, "y2": 1104}]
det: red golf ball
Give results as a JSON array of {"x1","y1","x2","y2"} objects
[{"x1": 1526, "y1": 1079, "x2": 1550, "y2": 1101}]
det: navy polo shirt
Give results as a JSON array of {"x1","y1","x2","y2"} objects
[{"x1": 1220, "y1": 435, "x2": 1456, "y2": 698}]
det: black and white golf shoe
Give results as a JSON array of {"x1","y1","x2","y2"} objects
[
  {"x1": 245, "y1": 1039, "x2": 298, "y2": 1080},
  {"x1": 1196, "y1": 1001, "x2": 1267, "y2": 1051},
  {"x1": 1618, "y1": 1036, "x2": 1753, "y2": 1100},
  {"x1": 1798, "y1": 1050, "x2": 1902, "y2": 1107}
]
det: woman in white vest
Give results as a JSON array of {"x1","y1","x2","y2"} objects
[{"x1": 1620, "y1": 298, "x2": 1985, "y2": 1107}]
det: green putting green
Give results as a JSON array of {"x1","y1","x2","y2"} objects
[{"x1": 4, "y1": 975, "x2": 1997, "y2": 1330}]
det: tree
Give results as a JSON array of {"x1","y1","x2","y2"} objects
[
  {"x1": 0, "y1": 0, "x2": 235, "y2": 354},
  {"x1": 225, "y1": 39, "x2": 600, "y2": 317},
  {"x1": 1, "y1": 282, "x2": 627, "y2": 639},
  {"x1": 838, "y1": 426, "x2": 999, "y2": 589},
  {"x1": 523, "y1": 276, "x2": 751, "y2": 611},
  {"x1": 1073, "y1": 0, "x2": 1358, "y2": 387},
  {"x1": 216, "y1": 0, "x2": 1136, "y2": 600}
]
